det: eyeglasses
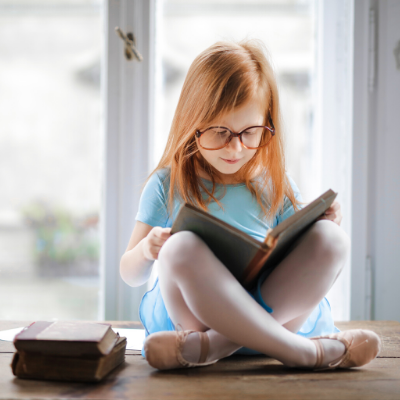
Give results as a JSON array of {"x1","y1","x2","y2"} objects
[{"x1": 195, "y1": 117, "x2": 275, "y2": 150}]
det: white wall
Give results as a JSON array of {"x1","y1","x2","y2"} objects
[
  {"x1": 372, "y1": 0, "x2": 400, "y2": 321},
  {"x1": 351, "y1": 0, "x2": 400, "y2": 321}
]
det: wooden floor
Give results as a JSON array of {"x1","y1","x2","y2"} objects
[{"x1": 1, "y1": 320, "x2": 400, "y2": 399}]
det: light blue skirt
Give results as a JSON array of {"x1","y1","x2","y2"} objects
[{"x1": 139, "y1": 274, "x2": 340, "y2": 358}]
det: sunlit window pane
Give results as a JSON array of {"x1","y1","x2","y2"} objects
[{"x1": 0, "y1": 0, "x2": 102, "y2": 320}]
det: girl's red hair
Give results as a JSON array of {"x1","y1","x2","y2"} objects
[{"x1": 147, "y1": 39, "x2": 300, "y2": 223}]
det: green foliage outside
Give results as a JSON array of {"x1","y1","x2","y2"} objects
[{"x1": 20, "y1": 201, "x2": 99, "y2": 272}]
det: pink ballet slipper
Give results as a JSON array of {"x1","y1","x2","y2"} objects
[
  {"x1": 311, "y1": 329, "x2": 382, "y2": 371},
  {"x1": 144, "y1": 324, "x2": 219, "y2": 370}
]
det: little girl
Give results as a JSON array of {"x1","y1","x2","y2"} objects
[{"x1": 120, "y1": 40, "x2": 381, "y2": 371}]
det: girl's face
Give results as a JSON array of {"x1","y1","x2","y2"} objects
[{"x1": 196, "y1": 96, "x2": 265, "y2": 184}]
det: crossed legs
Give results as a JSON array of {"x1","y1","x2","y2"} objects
[{"x1": 157, "y1": 220, "x2": 350, "y2": 368}]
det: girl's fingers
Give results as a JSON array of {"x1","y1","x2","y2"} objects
[
  {"x1": 316, "y1": 200, "x2": 342, "y2": 226},
  {"x1": 147, "y1": 227, "x2": 171, "y2": 249},
  {"x1": 152, "y1": 227, "x2": 171, "y2": 239},
  {"x1": 318, "y1": 212, "x2": 335, "y2": 221},
  {"x1": 318, "y1": 211, "x2": 342, "y2": 226},
  {"x1": 150, "y1": 245, "x2": 161, "y2": 253},
  {"x1": 152, "y1": 244, "x2": 164, "y2": 259},
  {"x1": 152, "y1": 236, "x2": 168, "y2": 246},
  {"x1": 159, "y1": 229, "x2": 172, "y2": 239},
  {"x1": 143, "y1": 239, "x2": 161, "y2": 260},
  {"x1": 325, "y1": 201, "x2": 340, "y2": 215},
  {"x1": 154, "y1": 226, "x2": 171, "y2": 239}
]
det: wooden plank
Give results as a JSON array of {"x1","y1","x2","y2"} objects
[
  {"x1": 1, "y1": 354, "x2": 400, "y2": 399},
  {"x1": 1, "y1": 320, "x2": 399, "y2": 399}
]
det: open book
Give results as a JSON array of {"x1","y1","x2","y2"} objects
[{"x1": 171, "y1": 189, "x2": 337, "y2": 290}]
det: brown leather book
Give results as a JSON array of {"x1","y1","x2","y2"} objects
[
  {"x1": 13, "y1": 321, "x2": 119, "y2": 357},
  {"x1": 11, "y1": 336, "x2": 127, "y2": 382},
  {"x1": 171, "y1": 189, "x2": 337, "y2": 290}
]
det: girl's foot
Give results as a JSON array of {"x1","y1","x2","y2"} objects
[
  {"x1": 182, "y1": 333, "x2": 355, "y2": 368},
  {"x1": 311, "y1": 329, "x2": 382, "y2": 371},
  {"x1": 144, "y1": 325, "x2": 219, "y2": 370},
  {"x1": 181, "y1": 331, "x2": 202, "y2": 363},
  {"x1": 315, "y1": 339, "x2": 346, "y2": 368},
  {"x1": 182, "y1": 330, "x2": 241, "y2": 363},
  {"x1": 181, "y1": 332, "x2": 230, "y2": 363}
]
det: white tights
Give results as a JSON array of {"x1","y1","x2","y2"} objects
[{"x1": 157, "y1": 220, "x2": 350, "y2": 368}]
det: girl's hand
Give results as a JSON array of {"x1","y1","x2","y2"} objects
[
  {"x1": 317, "y1": 200, "x2": 342, "y2": 226},
  {"x1": 142, "y1": 227, "x2": 172, "y2": 261}
]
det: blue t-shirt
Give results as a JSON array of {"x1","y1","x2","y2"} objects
[
  {"x1": 135, "y1": 167, "x2": 301, "y2": 240},
  {"x1": 135, "y1": 167, "x2": 340, "y2": 356}
]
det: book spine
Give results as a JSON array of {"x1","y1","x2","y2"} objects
[
  {"x1": 241, "y1": 236, "x2": 279, "y2": 289},
  {"x1": 263, "y1": 229, "x2": 276, "y2": 247}
]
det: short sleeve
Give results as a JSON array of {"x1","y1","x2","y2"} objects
[
  {"x1": 135, "y1": 171, "x2": 170, "y2": 228},
  {"x1": 275, "y1": 174, "x2": 303, "y2": 225}
]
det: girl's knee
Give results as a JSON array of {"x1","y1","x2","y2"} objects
[
  {"x1": 158, "y1": 231, "x2": 204, "y2": 272},
  {"x1": 309, "y1": 220, "x2": 350, "y2": 263}
]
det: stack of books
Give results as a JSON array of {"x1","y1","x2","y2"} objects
[{"x1": 11, "y1": 321, "x2": 127, "y2": 382}]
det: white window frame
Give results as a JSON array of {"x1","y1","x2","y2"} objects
[
  {"x1": 351, "y1": 0, "x2": 373, "y2": 321},
  {"x1": 315, "y1": 0, "x2": 354, "y2": 321},
  {"x1": 100, "y1": 0, "x2": 157, "y2": 321}
]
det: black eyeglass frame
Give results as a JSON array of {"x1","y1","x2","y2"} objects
[{"x1": 195, "y1": 117, "x2": 275, "y2": 151}]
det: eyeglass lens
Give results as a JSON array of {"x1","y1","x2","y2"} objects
[{"x1": 199, "y1": 127, "x2": 272, "y2": 149}]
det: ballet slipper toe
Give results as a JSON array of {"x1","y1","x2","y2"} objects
[
  {"x1": 144, "y1": 331, "x2": 183, "y2": 370},
  {"x1": 144, "y1": 326, "x2": 219, "y2": 370},
  {"x1": 311, "y1": 329, "x2": 382, "y2": 371}
]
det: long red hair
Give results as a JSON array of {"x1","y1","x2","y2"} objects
[{"x1": 147, "y1": 39, "x2": 300, "y2": 223}]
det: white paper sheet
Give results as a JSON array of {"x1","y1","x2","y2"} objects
[
  {"x1": 0, "y1": 327, "x2": 25, "y2": 341},
  {"x1": 0, "y1": 326, "x2": 145, "y2": 351},
  {"x1": 112, "y1": 328, "x2": 145, "y2": 350}
]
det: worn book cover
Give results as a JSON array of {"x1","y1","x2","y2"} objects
[
  {"x1": 13, "y1": 321, "x2": 119, "y2": 357},
  {"x1": 11, "y1": 336, "x2": 127, "y2": 382},
  {"x1": 171, "y1": 189, "x2": 337, "y2": 290}
]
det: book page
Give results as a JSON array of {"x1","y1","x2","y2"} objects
[{"x1": 35, "y1": 321, "x2": 109, "y2": 341}]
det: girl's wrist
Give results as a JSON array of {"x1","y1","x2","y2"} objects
[
  {"x1": 120, "y1": 239, "x2": 154, "y2": 287},
  {"x1": 140, "y1": 237, "x2": 154, "y2": 262}
]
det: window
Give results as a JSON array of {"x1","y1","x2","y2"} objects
[
  {"x1": 1, "y1": 0, "x2": 354, "y2": 323},
  {"x1": 0, "y1": 1, "x2": 103, "y2": 320}
]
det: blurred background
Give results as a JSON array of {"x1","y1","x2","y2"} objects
[
  {"x1": 0, "y1": 0, "x2": 103, "y2": 320},
  {"x1": 0, "y1": 0, "x2": 317, "y2": 321},
  {"x1": 2, "y1": 0, "x2": 398, "y2": 324}
]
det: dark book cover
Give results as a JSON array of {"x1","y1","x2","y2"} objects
[
  {"x1": 13, "y1": 321, "x2": 119, "y2": 357},
  {"x1": 11, "y1": 336, "x2": 127, "y2": 382},
  {"x1": 171, "y1": 189, "x2": 337, "y2": 290}
]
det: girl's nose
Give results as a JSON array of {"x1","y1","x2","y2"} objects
[{"x1": 226, "y1": 136, "x2": 242, "y2": 152}]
